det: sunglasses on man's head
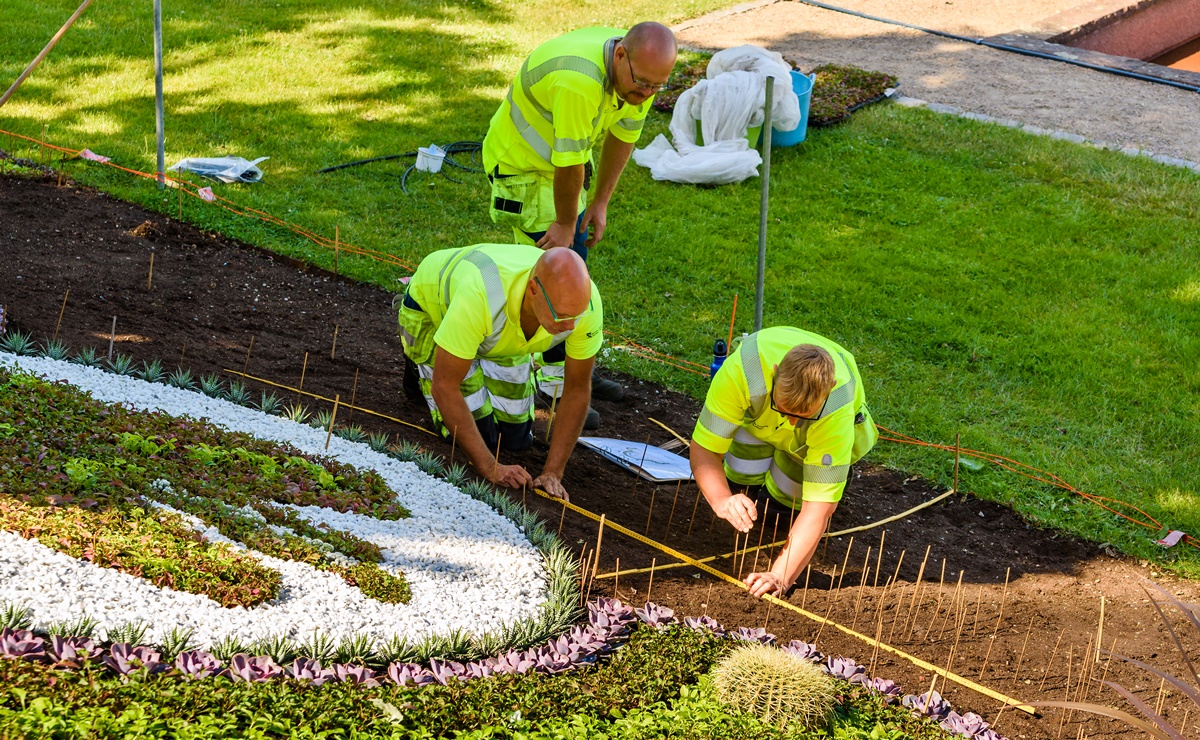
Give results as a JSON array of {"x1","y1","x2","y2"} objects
[{"x1": 770, "y1": 383, "x2": 826, "y2": 422}]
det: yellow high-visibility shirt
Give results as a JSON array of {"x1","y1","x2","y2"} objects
[
  {"x1": 692, "y1": 327, "x2": 876, "y2": 503},
  {"x1": 483, "y1": 27, "x2": 653, "y2": 176},
  {"x1": 407, "y1": 244, "x2": 604, "y2": 362}
]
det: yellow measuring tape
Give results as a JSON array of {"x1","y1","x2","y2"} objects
[
  {"x1": 532, "y1": 486, "x2": 1035, "y2": 715},
  {"x1": 222, "y1": 369, "x2": 440, "y2": 437},
  {"x1": 595, "y1": 488, "x2": 959, "y2": 582}
]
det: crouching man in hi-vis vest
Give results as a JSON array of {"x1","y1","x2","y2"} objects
[
  {"x1": 690, "y1": 327, "x2": 878, "y2": 599},
  {"x1": 398, "y1": 245, "x2": 602, "y2": 501}
]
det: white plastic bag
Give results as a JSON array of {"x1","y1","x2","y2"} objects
[
  {"x1": 633, "y1": 45, "x2": 800, "y2": 185},
  {"x1": 168, "y1": 156, "x2": 268, "y2": 183}
]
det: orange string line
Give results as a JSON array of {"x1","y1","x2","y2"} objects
[{"x1": 3, "y1": 126, "x2": 1191, "y2": 549}]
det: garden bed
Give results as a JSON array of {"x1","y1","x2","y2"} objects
[{"x1": 1, "y1": 169, "x2": 1198, "y2": 738}]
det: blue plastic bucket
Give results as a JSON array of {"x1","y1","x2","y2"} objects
[{"x1": 772, "y1": 70, "x2": 815, "y2": 147}]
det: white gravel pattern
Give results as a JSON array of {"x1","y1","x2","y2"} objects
[{"x1": 0, "y1": 353, "x2": 548, "y2": 647}]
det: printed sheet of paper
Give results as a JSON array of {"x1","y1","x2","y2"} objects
[{"x1": 578, "y1": 437, "x2": 694, "y2": 482}]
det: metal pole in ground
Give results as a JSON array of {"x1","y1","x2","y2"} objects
[
  {"x1": 154, "y1": 0, "x2": 165, "y2": 189},
  {"x1": 754, "y1": 76, "x2": 774, "y2": 332}
]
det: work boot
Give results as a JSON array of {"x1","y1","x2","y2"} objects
[
  {"x1": 584, "y1": 406, "x2": 600, "y2": 430},
  {"x1": 591, "y1": 371, "x2": 624, "y2": 402}
]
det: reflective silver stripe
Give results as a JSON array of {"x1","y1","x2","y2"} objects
[
  {"x1": 490, "y1": 393, "x2": 534, "y2": 416},
  {"x1": 460, "y1": 249, "x2": 509, "y2": 355},
  {"x1": 698, "y1": 408, "x2": 739, "y2": 439},
  {"x1": 507, "y1": 87, "x2": 552, "y2": 162},
  {"x1": 725, "y1": 453, "x2": 773, "y2": 477},
  {"x1": 740, "y1": 333, "x2": 768, "y2": 414},
  {"x1": 549, "y1": 329, "x2": 572, "y2": 346},
  {"x1": 804, "y1": 462, "x2": 850, "y2": 484},
  {"x1": 480, "y1": 359, "x2": 531, "y2": 385},
  {"x1": 462, "y1": 385, "x2": 490, "y2": 413},
  {"x1": 538, "y1": 364, "x2": 565, "y2": 378},
  {"x1": 417, "y1": 364, "x2": 435, "y2": 380},
  {"x1": 554, "y1": 135, "x2": 590, "y2": 153},
  {"x1": 616, "y1": 117, "x2": 644, "y2": 132},
  {"x1": 398, "y1": 325, "x2": 416, "y2": 346},
  {"x1": 521, "y1": 55, "x2": 604, "y2": 123},
  {"x1": 816, "y1": 353, "x2": 856, "y2": 420},
  {"x1": 439, "y1": 247, "x2": 470, "y2": 306},
  {"x1": 770, "y1": 463, "x2": 802, "y2": 497},
  {"x1": 418, "y1": 363, "x2": 488, "y2": 412}
]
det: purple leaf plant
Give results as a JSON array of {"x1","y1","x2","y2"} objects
[
  {"x1": 0, "y1": 597, "x2": 1007, "y2": 740},
  {"x1": 0, "y1": 628, "x2": 46, "y2": 662},
  {"x1": 103, "y1": 643, "x2": 168, "y2": 676}
]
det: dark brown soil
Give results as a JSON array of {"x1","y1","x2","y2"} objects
[{"x1": 2, "y1": 169, "x2": 1198, "y2": 739}]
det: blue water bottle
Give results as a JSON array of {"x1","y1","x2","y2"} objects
[{"x1": 710, "y1": 338, "x2": 727, "y2": 379}]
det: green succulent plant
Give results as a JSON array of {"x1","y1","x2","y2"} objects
[
  {"x1": 367, "y1": 431, "x2": 391, "y2": 452},
  {"x1": 226, "y1": 381, "x2": 252, "y2": 406},
  {"x1": 443, "y1": 462, "x2": 470, "y2": 488},
  {"x1": 209, "y1": 635, "x2": 249, "y2": 663},
  {"x1": 311, "y1": 409, "x2": 334, "y2": 430},
  {"x1": 0, "y1": 601, "x2": 33, "y2": 630},
  {"x1": 39, "y1": 338, "x2": 71, "y2": 361},
  {"x1": 157, "y1": 627, "x2": 197, "y2": 661},
  {"x1": 334, "y1": 633, "x2": 375, "y2": 665},
  {"x1": 136, "y1": 358, "x2": 166, "y2": 384},
  {"x1": 252, "y1": 634, "x2": 297, "y2": 665},
  {"x1": 70, "y1": 347, "x2": 103, "y2": 367},
  {"x1": 0, "y1": 330, "x2": 35, "y2": 356},
  {"x1": 336, "y1": 424, "x2": 368, "y2": 444},
  {"x1": 199, "y1": 374, "x2": 225, "y2": 398},
  {"x1": 168, "y1": 367, "x2": 197, "y2": 390},
  {"x1": 389, "y1": 439, "x2": 422, "y2": 463},
  {"x1": 256, "y1": 391, "x2": 283, "y2": 415},
  {"x1": 282, "y1": 403, "x2": 310, "y2": 424},
  {"x1": 296, "y1": 630, "x2": 337, "y2": 664},
  {"x1": 46, "y1": 615, "x2": 100, "y2": 639},
  {"x1": 711, "y1": 644, "x2": 837, "y2": 729},
  {"x1": 107, "y1": 354, "x2": 136, "y2": 376},
  {"x1": 414, "y1": 450, "x2": 445, "y2": 477},
  {"x1": 106, "y1": 621, "x2": 149, "y2": 646}
]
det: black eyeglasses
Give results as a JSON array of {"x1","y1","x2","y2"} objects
[
  {"x1": 770, "y1": 383, "x2": 826, "y2": 422},
  {"x1": 534, "y1": 276, "x2": 590, "y2": 323},
  {"x1": 625, "y1": 54, "x2": 665, "y2": 94}
]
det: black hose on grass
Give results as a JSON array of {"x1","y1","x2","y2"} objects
[{"x1": 792, "y1": 0, "x2": 1200, "y2": 94}]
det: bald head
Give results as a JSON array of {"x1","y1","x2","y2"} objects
[
  {"x1": 532, "y1": 247, "x2": 591, "y2": 321},
  {"x1": 624, "y1": 22, "x2": 677, "y2": 67}
]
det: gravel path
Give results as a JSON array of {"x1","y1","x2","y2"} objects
[
  {"x1": 675, "y1": 0, "x2": 1200, "y2": 163},
  {"x1": 0, "y1": 353, "x2": 547, "y2": 649}
]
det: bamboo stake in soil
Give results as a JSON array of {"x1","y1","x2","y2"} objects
[
  {"x1": 330, "y1": 324, "x2": 339, "y2": 360},
  {"x1": 751, "y1": 505, "x2": 770, "y2": 572},
  {"x1": 904, "y1": 545, "x2": 932, "y2": 629},
  {"x1": 835, "y1": 537, "x2": 854, "y2": 602},
  {"x1": 885, "y1": 549, "x2": 907, "y2": 643},
  {"x1": 1095, "y1": 596, "x2": 1105, "y2": 664},
  {"x1": 936, "y1": 571, "x2": 966, "y2": 642},
  {"x1": 545, "y1": 383, "x2": 560, "y2": 441},
  {"x1": 874, "y1": 531, "x2": 886, "y2": 588},
  {"x1": 978, "y1": 567, "x2": 1011, "y2": 681},
  {"x1": 644, "y1": 487, "x2": 656, "y2": 536},
  {"x1": 297, "y1": 352, "x2": 308, "y2": 401},
  {"x1": 685, "y1": 488, "x2": 702, "y2": 540},
  {"x1": 663, "y1": 480, "x2": 683, "y2": 538},
  {"x1": 613, "y1": 557, "x2": 620, "y2": 599},
  {"x1": 146, "y1": 252, "x2": 154, "y2": 291},
  {"x1": 934, "y1": 590, "x2": 970, "y2": 696},
  {"x1": 631, "y1": 434, "x2": 652, "y2": 499},
  {"x1": 851, "y1": 547, "x2": 872, "y2": 632},
  {"x1": 324, "y1": 394, "x2": 340, "y2": 450},
  {"x1": 918, "y1": 559, "x2": 948, "y2": 641},
  {"x1": 812, "y1": 587, "x2": 838, "y2": 645},
  {"x1": 577, "y1": 547, "x2": 592, "y2": 604},
  {"x1": 346, "y1": 367, "x2": 360, "y2": 425},
  {"x1": 591, "y1": 514, "x2": 606, "y2": 583},
  {"x1": 800, "y1": 564, "x2": 812, "y2": 609},
  {"x1": 52, "y1": 290, "x2": 69, "y2": 342},
  {"x1": 703, "y1": 581, "x2": 714, "y2": 616},
  {"x1": 1057, "y1": 647, "x2": 1074, "y2": 738},
  {"x1": 1010, "y1": 615, "x2": 1035, "y2": 689},
  {"x1": 107, "y1": 316, "x2": 116, "y2": 361},
  {"x1": 242, "y1": 335, "x2": 254, "y2": 375},
  {"x1": 1039, "y1": 628, "x2": 1067, "y2": 691},
  {"x1": 645, "y1": 558, "x2": 657, "y2": 604},
  {"x1": 557, "y1": 498, "x2": 567, "y2": 536}
]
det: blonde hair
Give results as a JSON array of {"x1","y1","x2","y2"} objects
[{"x1": 775, "y1": 345, "x2": 835, "y2": 414}]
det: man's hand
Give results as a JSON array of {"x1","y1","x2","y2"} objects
[
  {"x1": 580, "y1": 201, "x2": 608, "y2": 247},
  {"x1": 745, "y1": 571, "x2": 786, "y2": 599},
  {"x1": 533, "y1": 471, "x2": 569, "y2": 502},
  {"x1": 536, "y1": 220, "x2": 578, "y2": 250},
  {"x1": 489, "y1": 462, "x2": 534, "y2": 489},
  {"x1": 716, "y1": 492, "x2": 757, "y2": 533}
]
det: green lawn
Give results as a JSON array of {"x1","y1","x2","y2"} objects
[{"x1": 5, "y1": 0, "x2": 1200, "y2": 574}]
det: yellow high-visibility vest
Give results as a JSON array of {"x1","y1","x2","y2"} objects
[
  {"x1": 483, "y1": 27, "x2": 652, "y2": 176},
  {"x1": 693, "y1": 327, "x2": 877, "y2": 503},
  {"x1": 404, "y1": 244, "x2": 604, "y2": 362}
]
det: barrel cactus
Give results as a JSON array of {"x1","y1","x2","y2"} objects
[{"x1": 711, "y1": 643, "x2": 837, "y2": 729}]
